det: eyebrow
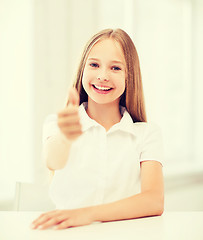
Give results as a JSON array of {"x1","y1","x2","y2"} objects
[{"x1": 87, "y1": 58, "x2": 125, "y2": 65}]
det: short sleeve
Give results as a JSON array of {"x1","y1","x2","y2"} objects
[
  {"x1": 42, "y1": 114, "x2": 60, "y2": 145},
  {"x1": 139, "y1": 123, "x2": 164, "y2": 165}
]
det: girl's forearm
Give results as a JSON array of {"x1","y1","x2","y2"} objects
[
  {"x1": 91, "y1": 191, "x2": 164, "y2": 222},
  {"x1": 43, "y1": 133, "x2": 72, "y2": 170}
]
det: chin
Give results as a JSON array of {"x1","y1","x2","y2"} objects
[{"x1": 90, "y1": 97, "x2": 120, "y2": 106}]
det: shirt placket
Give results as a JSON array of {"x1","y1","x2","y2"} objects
[{"x1": 96, "y1": 126, "x2": 108, "y2": 204}]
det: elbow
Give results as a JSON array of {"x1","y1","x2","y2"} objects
[
  {"x1": 147, "y1": 191, "x2": 164, "y2": 217},
  {"x1": 43, "y1": 149, "x2": 66, "y2": 170},
  {"x1": 156, "y1": 205, "x2": 164, "y2": 216},
  {"x1": 159, "y1": 198, "x2": 164, "y2": 215},
  {"x1": 153, "y1": 193, "x2": 164, "y2": 216},
  {"x1": 46, "y1": 159, "x2": 65, "y2": 171}
]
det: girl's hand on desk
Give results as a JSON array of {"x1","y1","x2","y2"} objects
[
  {"x1": 57, "y1": 88, "x2": 82, "y2": 142},
  {"x1": 31, "y1": 207, "x2": 95, "y2": 230}
]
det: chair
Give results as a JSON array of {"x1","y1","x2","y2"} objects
[{"x1": 14, "y1": 182, "x2": 55, "y2": 211}]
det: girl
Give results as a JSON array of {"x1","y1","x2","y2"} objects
[{"x1": 31, "y1": 28, "x2": 164, "y2": 230}]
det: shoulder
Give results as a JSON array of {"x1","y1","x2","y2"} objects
[
  {"x1": 133, "y1": 121, "x2": 160, "y2": 129},
  {"x1": 43, "y1": 113, "x2": 58, "y2": 130},
  {"x1": 132, "y1": 121, "x2": 162, "y2": 137},
  {"x1": 121, "y1": 109, "x2": 162, "y2": 139},
  {"x1": 44, "y1": 114, "x2": 57, "y2": 124},
  {"x1": 135, "y1": 122, "x2": 164, "y2": 164},
  {"x1": 42, "y1": 114, "x2": 59, "y2": 144}
]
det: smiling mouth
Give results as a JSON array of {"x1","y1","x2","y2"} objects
[{"x1": 92, "y1": 84, "x2": 113, "y2": 91}]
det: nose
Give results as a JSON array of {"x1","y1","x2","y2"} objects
[
  {"x1": 97, "y1": 68, "x2": 109, "y2": 81},
  {"x1": 97, "y1": 77, "x2": 109, "y2": 81}
]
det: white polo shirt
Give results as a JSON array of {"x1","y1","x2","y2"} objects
[{"x1": 43, "y1": 102, "x2": 164, "y2": 209}]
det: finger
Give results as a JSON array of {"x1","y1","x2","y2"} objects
[
  {"x1": 63, "y1": 131, "x2": 83, "y2": 141},
  {"x1": 31, "y1": 210, "x2": 57, "y2": 223},
  {"x1": 59, "y1": 125, "x2": 82, "y2": 135},
  {"x1": 57, "y1": 115, "x2": 81, "y2": 127},
  {"x1": 37, "y1": 215, "x2": 65, "y2": 230},
  {"x1": 68, "y1": 87, "x2": 80, "y2": 106},
  {"x1": 58, "y1": 119, "x2": 81, "y2": 130},
  {"x1": 54, "y1": 219, "x2": 74, "y2": 230},
  {"x1": 31, "y1": 211, "x2": 58, "y2": 229},
  {"x1": 58, "y1": 105, "x2": 78, "y2": 117}
]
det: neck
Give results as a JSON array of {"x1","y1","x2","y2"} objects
[{"x1": 86, "y1": 99, "x2": 122, "y2": 131}]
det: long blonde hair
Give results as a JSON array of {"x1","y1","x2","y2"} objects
[{"x1": 69, "y1": 28, "x2": 147, "y2": 122}]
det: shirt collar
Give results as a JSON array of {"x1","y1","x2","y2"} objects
[
  {"x1": 79, "y1": 102, "x2": 136, "y2": 136},
  {"x1": 109, "y1": 106, "x2": 136, "y2": 136}
]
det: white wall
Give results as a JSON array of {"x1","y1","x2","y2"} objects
[
  {"x1": 0, "y1": 0, "x2": 35, "y2": 202},
  {"x1": 192, "y1": 0, "x2": 203, "y2": 163},
  {"x1": 133, "y1": 0, "x2": 194, "y2": 165}
]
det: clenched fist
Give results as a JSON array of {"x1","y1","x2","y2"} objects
[{"x1": 57, "y1": 88, "x2": 82, "y2": 142}]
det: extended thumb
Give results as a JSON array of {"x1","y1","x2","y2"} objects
[{"x1": 68, "y1": 87, "x2": 80, "y2": 106}]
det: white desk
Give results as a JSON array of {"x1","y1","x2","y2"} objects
[{"x1": 0, "y1": 211, "x2": 202, "y2": 240}]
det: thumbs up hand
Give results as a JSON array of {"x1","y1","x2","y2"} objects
[
  {"x1": 67, "y1": 87, "x2": 80, "y2": 106},
  {"x1": 57, "y1": 88, "x2": 82, "y2": 142}
]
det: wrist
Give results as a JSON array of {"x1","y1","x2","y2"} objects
[
  {"x1": 89, "y1": 205, "x2": 102, "y2": 222},
  {"x1": 60, "y1": 132, "x2": 74, "y2": 145}
]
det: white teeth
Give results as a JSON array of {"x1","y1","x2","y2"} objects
[{"x1": 94, "y1": 85, "x2": 111, "y2": 90}]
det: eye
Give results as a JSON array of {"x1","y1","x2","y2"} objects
[
  {"x1": 90, "y1": 63, "x2": 99, "y2": 68},
  {"x1": 112, "y1": 66, "x2": 121, "y2": 71}
]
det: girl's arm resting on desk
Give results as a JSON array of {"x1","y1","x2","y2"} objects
[
  {"x1": 31, "y1": 160, "x2": 164, "y2": 230},
  {"x1": 43, "y1": 133, "x2": 73, "y2": 170},
  {"x1": 92, "y1": 160, "x2": 164, "y2": 222}
]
